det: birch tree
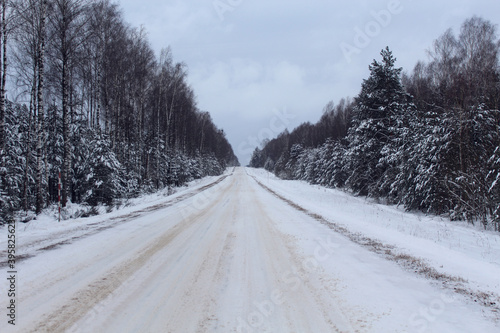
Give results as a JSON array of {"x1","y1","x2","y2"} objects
[{"x1": 49, "y1": 0, "x2": 87, "y2": 206}]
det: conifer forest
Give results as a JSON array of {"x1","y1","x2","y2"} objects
[{"x1": 251, "y1": 17, "x2": 500, "y2": 231}]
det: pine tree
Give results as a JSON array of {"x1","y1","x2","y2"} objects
[
  {"x1": 488, "y1": 146, "x2": 500, "y2": 231},
  {"x1": 446, "y1": 107, "x2": 500, "y2": 224},
  {"x1": 81, "y1": 133, "x2": 124, "y2": 206},
  {"x1": 249, "y1": 147, "x2": 263, "y2": 168},
  {"x1": 398, "y1": 109, "x2": 454, "y2": 214},
  {"x1": 345, "y1": 47, "x2": 414, "y2": 197},
  {"x1": 4, "y1": 0, "x2": 239, "y2": 218},
  {"x1": 1, "y1": 102, "x2": 26, "y2": 223}
]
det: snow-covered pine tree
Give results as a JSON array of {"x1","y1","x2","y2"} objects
[
  {"x1": 488, "y1": 146, "x2": 500, "y2": 231},
  {"x1": 274, "y1": 150, "x2": 291, "y2": 179},
  {"x1": 0, "y1": 102, "x2": 28, "y2": 223},
  {"x1": 397, "y1": 109, "x2": 454, "y2": 214},
  {"x1": 344, "y1": 47, "x2": 414, "y2": 198},
  {"x1": 323, "y1": 139, "x2": 348, "y2": 189},
  {"x1": 78, "y1": 133, "x2": 125, "y2": 206},
  {"x1": 45, "y1": 103, "x2": 64, "y2": 204},
  {"x1": 446, "y1": 107, "x2": 500, "y2": 225},
  {"x1": 315, "y1": 142, "x2": 332, "y2": 186},
  {"x1": 304, "y1": 148, "x2": 319, "y2": 184},
  {"x1": 293, "y1": 148, "x2": 308, "y2": 181},
  {"x1": 249, "y1": 147, "x2": 263, "y2": 168}
]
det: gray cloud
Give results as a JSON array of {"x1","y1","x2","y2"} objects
[{"x1": 118, "y1": 0, "x2": 500, "y2": 165}]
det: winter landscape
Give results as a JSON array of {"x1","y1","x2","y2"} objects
[{"x1": 1, "y1": 0, "x2": 500, "y2": 332}]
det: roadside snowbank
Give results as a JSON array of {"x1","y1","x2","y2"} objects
[
  {"x1": 246, "y1": 167, "x2": 500, "y2": 300},
  {"x1": 1, "y1": 170, "x2": 231, "y2": 249}
]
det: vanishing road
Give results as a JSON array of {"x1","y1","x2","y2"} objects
[{"x1": 1, "y1": 168, "x2": 498, "y2": 332}]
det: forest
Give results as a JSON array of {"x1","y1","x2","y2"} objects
[
  {"x1": 250, "y1": 16, "x2": 500, "y2": 231},
  {"x1": 0, "y1": 0, "x2": 238, "y2": 224}
]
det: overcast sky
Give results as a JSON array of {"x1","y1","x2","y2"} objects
[{"x1": 117, "y1": 0, "x2": 500, "y2": 165}]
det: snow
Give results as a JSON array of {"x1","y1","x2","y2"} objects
[
  {"x1": 1, "y1": 167, "x2": 499, "y2": 332},
  {"x1": 247, "y1": 167, "x2": 500, "y2": 300},
  {"x1": 12, "y1": 171, "x2": 230, "y2": 235}
]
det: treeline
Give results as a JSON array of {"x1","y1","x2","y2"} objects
[
  {"x1": 250, "y1": 17, "x2": 500, "y2": 231},
  {"x1": 0, "y1": 0, "x2": 238, "y2": 223}
]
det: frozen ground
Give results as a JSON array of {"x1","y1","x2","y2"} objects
[
  {"x1": 246, "y1": 168, "x2": 500, "y2": 300},
  {"x1": 0, "y1": 167, "x2": 499, "y2": 332}
]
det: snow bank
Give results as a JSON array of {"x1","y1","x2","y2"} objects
[{"x1": 246, "y1": 167, "x2": 500, "y2": 299}]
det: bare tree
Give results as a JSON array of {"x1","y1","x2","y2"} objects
[
  {"x1": 14, "y1": 0, "x2": 49, "y2": 214},
  {"x1": 48, "y1": 0, "x2": 87, "y2": 206},
  {"x1": 2, "y1": 0, "x2": 238, "y2": 215},
  {"x1": 427, "y1": 29, "x2": 460, "y2": 107},
  {"x1": 457, "y1": 16, "x2": 499, "y2": 108},
  {"x1": 35, "y1": 0, "x2": 48, "y2": 214}
]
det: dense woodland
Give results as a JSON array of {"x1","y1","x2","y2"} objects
[
  {"x1": 0, "y1": 0, "x2": 238, "y2": 223},
  {"x1": 251, "y1": 17, "x2": 500, "y2": 231}
]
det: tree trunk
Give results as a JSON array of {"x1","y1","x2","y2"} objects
[
  {"x1": 35, "y1": 0, "x2": 47, "y2": 215},
  {"x1": 62, "y1": 39, "x2": 70, "y2": 207},
  {"x1": 156, "y1": 83, "x2": 161, "y2": 189},
  {"x1": 24, "y1": 79, "x2": 36, "y2": 212}
]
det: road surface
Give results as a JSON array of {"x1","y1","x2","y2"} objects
[{"x1": 1, "y1": 168, "x2": 498, "y2": 332}]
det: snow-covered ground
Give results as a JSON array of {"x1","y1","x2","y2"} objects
[
  {"x1": 248, "y1": 167, "x2": 500, "y2": 321},
  {"x1": 247, "y1": 168, "x2": 500, "y2": 296},
  {"x1": 1, "y1": 167, "x2": 499, "y2": 332},
  {"x1": 2, "y1": 170, "x2": 232, "y2": 259}
]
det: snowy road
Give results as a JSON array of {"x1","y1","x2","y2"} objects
[{"x1": 1, "y1": 168, "x2": 499, "y2": 332}]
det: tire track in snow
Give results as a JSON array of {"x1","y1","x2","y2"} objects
[
  {"x1": 22, "y1": 174, "x2": 234, "y2": 332},
  {"x1": 27, "y1": 213, "x2": 199, "y2": 332},
  {"x1": 0, "y1": 173, "x2": 230, "y2": 269},
  {"x1": 225, "y1": 171, "x2": 361, "y2": 332},
  {"x1": 250, "y1": 175, "x2": 500, "y2": 319}
]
